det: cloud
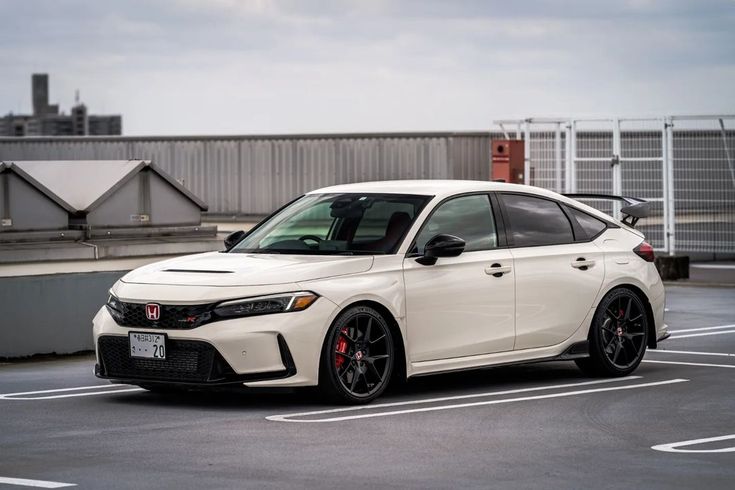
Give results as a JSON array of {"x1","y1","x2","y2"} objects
[{"x1": 0, "y1": 0, "x2": 732, "y2": 134}]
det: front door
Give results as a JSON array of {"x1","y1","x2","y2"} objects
[{"x1": 403, "y1": 194, "x2": 515, "y2": 362}]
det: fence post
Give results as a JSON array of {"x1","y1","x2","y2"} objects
[
  {"x1": 660, "y1": 118, "x2": 670, "y2": 254},
  {"x1": 524, "y1": 120, "x2": 531, "y2": 185},
  {"x1": 555, "y1": 123, "x2": 562, "y2": 193},
  {"x1": 665, "y1": 117, "x2": 676, "y2": 256},
  {"x1": 612, "y1": 118, "x2": 622, "y2": 219},
  {"x1": 571, "y1": 120, "x2": 578, "y2": 193},
  {"x1": 564, "y1": 121, "x2": 573, "y2": 193},
  {"x1": 719, "y1": 118, "x2": 735, "y2": 188}
]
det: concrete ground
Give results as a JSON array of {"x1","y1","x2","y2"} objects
[{"x1": 1, "y1": 285, "x2": 734, "y2": 489}]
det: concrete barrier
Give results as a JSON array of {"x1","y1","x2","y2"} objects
[{"x1": 0, "y1": 271, "x2": 125, "y2": 358}]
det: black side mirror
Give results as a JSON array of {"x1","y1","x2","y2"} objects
[
  {"x1": 224, "y1": 230, "x2": 246, "y2": 251},
  {"x1": 416, "y1": 234, "x2": 465, "y2": 266}
]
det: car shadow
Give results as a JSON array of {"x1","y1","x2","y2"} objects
[{"x1": 104, "y1": 360, "x2": 592, "y2": 412}]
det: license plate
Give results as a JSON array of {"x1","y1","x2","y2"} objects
[{"x1": 129, "y1": 332, "x2": 166, "y2": 360}]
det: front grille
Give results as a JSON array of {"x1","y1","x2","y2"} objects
[
  {"x1": 111, "y1": 302, "x2": 216, "y2": 329},
  {"x1": 97, "y1": 336, "x2": 235, "y2": 383}
]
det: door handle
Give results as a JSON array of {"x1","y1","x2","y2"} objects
[
  {"x1": 571, "y1": 258, "x2": 595, "y2": 270},
  {"x1": 485, "y1": 263, "x2": 512, "y2": 277}
]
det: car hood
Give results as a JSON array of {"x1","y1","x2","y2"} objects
[{"x1": 120, "y1": 252, "x2": 375, "y2": 287}]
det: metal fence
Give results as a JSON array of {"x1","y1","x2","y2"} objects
[
  {"x1": 495, "y1": 116, "x2": 735, "y2": 255},
  {"x1": 1, "y1": 117, "x2": 733, "y2": 254}
]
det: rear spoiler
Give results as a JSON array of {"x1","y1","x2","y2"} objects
[{"x1": 562, "y1": 194, "x2": 650, "y2": 228}]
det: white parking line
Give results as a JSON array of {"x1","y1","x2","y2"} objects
[
  {"x1": 269, "y1": 377, "x2": 641, "y2": 422},
  {"x1": 0, "y1": 384, "x2": 144, "y2": 401},
  {"x1": 0, "y1": 476, "x2": 76, "y2": 488},
  {"x1": 668, "y1": 324, "x2": 735, "y2": 334},
  {"x1": 267, "y1": 378, "x2": 687, "y2": 423},
  {"x1": 669, "y1": 330, "x2": 735, "y2": 340},
  {"x1": 652, "y1": 434, "x2": 735, "y2": 453},
  {"x1": 643, "y1": 360, "x2": 735, "y2": 369},
  {"x1": 647, "y1": 349, "x2": 735, "y2": 358}
]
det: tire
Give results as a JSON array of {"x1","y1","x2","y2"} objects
[
  {"x1": 319, "y1": 305, "x2": 395, "y2": 404},
  {"x1": 575, "y1": 288, "x2": 649, "y2": 377}
]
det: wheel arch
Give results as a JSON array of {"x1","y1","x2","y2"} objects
[
  {"x1": 320, "y1": 299, "x2": 408, "y2": 386},
  {"x1": 598, "y1": 283, "x2": 657, "y2": 349}
]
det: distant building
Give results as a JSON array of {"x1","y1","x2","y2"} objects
[{"x1": 0, "y1": 74, "x2": 122, "y2": 136}]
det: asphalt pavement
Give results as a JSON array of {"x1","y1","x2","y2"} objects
[{"x1": 1, "y1": 285, "x2": 734, "y2": 489}]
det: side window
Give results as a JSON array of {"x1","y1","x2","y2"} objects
[
  {"x1": 414, "y1": 195, "x2": 497, "y2": 254},
  {"x1": 500, "y1": 194, "x2": 574, "y2": 247},
  {"x1": 568, "y1": 207, "x2": 607, "y2": 239}
]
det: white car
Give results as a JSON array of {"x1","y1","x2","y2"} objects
[{"x1": 94, "y1": 180, "x2": 668, "y2": 404}]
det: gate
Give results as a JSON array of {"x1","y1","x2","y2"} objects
[{"x1": 493, "y1": 115, "x2": 735, "y2": 255}]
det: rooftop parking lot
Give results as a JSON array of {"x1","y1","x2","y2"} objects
[{"x1": 1, "y1": 284, "x2": 734, "y2": 489}]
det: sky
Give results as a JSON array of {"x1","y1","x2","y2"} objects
[{"x1": 0, "y1": 0, "x2": 733, "y2": 136}]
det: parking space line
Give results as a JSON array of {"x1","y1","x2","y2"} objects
[
  {"x1": 668, "y1": 324, "x2": 735, "y2": 334},
  {"x1": 647, "y1": 349, "x2": 735, "y2": 358},
  {"x1": 652, "y1": 434, "x2": 735, "y2": 453},
  {"x1": 643, "y1": 360, "x2": 735, "y2": 369},
  {"x1": 267, "y1": 378, "x2": 687, "y2": 423},
  {"x1": 268, "y1": 377, "x2": 641, "y2": 422},
  {"x1": 0, "y1": 476, "x2": 76, "y2": 488},
  {"x1": 0, "y1": 384, "x2": 144, "y2": 401},
  {"x1": 669, "y1": 330, "x2": 735, "y2": 340}
]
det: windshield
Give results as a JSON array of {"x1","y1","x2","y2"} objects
[{"x1": 230, "y1": 193, "x2": 431, "y2": 255}]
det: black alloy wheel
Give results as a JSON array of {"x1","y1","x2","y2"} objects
[
  {"x1": 576, "y1": 288, "x2": 649, "y2": 377},
  {"x1": 320, "y1": 305, "x2": 394, "y2": 404}
]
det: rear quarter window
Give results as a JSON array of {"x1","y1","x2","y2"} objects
[{"x1": 568, "y1": 207, "x2": 608, "y2": 239}]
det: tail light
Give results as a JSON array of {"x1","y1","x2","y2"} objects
[{"x1": 634, "y1": 241, "x2": 655, "y2": 262}]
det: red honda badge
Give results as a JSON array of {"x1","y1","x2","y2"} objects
[{"x1": 145, "y1": 303, "x2": 160, "y2": 321}]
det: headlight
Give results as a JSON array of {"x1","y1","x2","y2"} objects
[
  {"x1": 213, "y1": 291, "x2": 318, "y2": 318},
  {"x1": 106, "y1": 293, "x2": 124, "y2": 322}
]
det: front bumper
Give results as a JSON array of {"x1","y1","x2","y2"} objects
[
  {"x1": 95, "y1": 334, "x2": 296, "y2": 386},
  {"x1": 93, "y1": 295, "x2": 339, "y2": 388}
]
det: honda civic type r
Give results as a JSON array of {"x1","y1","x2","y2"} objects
[{"x1": 94, "y1": 180, "x2": 668, "y2": 404}]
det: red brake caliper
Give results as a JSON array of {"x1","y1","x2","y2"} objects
[{"x1": 335, "y1": 327, "x2": 349, "y2": 369}]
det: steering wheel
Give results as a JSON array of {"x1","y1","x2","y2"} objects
[{"x1": 299, "y1": 235, "x2": 323, "y2": 245}]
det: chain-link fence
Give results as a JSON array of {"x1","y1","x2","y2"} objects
[{"x1": 493, "y1": 116, "x2": 735, "y2": 255}]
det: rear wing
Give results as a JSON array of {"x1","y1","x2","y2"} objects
[{"x1": 562, "y1": 194, "x2": 650, "y2": 228}]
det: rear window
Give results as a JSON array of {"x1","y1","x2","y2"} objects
[
  {"x1": 500, "y1": 194, "x2": 574, "y2": 247},
  {"x1": 568, "y1": 207, "x2": 607, "y2": 239}
]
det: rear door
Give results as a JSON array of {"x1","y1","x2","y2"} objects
[
  {"x1": 497, "y1": 193, "x2": 605, "y2": 350},
  {"x1": 403, "y1": 194, "x2": 515, "y2": 362}
]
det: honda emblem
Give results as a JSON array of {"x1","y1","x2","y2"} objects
[{"x1": 145, "y1": 303, "x2": 161, "y2": 321}]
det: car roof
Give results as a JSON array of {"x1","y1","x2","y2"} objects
[
  {"x1": 310, "y1": 180, "x2": 529, "y2": 198},
  {"x1": 308, "y1": 179, "x2": 629, "y2": 228}
]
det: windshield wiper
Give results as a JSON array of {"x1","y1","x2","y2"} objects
[{"x1": 234, "y1": 249, "x2": 281, "y2": 254}]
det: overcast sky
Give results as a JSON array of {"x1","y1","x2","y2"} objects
[{"x1": 1, "y1": 0, "x2": 733, "y2": 135}]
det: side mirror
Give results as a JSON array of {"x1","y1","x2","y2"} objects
[
  {"x1": 416, "y1": 234, "x2": 465, "y2": 266},
  {"x1": 224, "y1": 230, "x2": 246, "y2": 251}
]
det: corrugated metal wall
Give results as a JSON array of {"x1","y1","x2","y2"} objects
[{"x1": 0, "y1": 133, "x2": 491, "y2": 215}]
